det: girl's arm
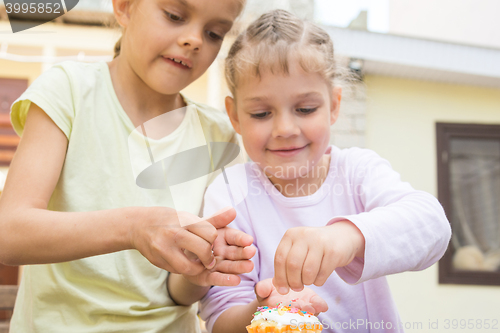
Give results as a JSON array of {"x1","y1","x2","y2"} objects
[
  {"x1": 0, "y1": 105, "x2": 225, "y2": 274},
  {"x1": 212, "y1": 301, "x2": 259, "y2": 333},
  {"x1": 167, "y1": 274, "x2": 211, "y2": 306},
  {"x1": 0, "y1": 104, "x2": 131, "y2": 264},
  {"x1": 329, "y1": 148, "x2": 452, "y2": 284}
]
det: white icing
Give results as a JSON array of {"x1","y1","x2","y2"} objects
[{"x1": 252, "y1": 309, "x2": 320, "y2": 327}]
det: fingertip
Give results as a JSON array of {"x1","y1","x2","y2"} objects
[
  {"x1": 207, "y1": 207, "x2": 236, "y2": 228},
  {"x1": 272, "y1": 277, "x2": 289, "y2": 295},
  {"x1": 206, "y1": 258, "x2": 216, "y2": 270},
  {"x1": 243, "y1": 234, "x2": 254, "y2": 246},
  {"x1": 246, "y1": 260, "x2": 255, "y2": 273},
  {"x1": 226, "y1": 274, "x2": 241, "y2": 286},
  {"x1": 244, "y1": 246, "x2": 257, "y2": 259},
  {"x1": 217, "y1": 206, "x2": 236, "y2": 220},
  {"x1": 311, "y1": 295, "x2": 329, "y2": 312},
  {"x1": 277, "y1": 286, "x2": 289, "y2": 295},
  {"x1": 255, "y1": 279, "x2": 273, "y2": 299}
]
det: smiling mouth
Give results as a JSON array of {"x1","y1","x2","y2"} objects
[
  {"x1": 268, "y1": 145, "x2": 308, "y2": 153},
  {"x1": 164, "y1": 57, "x2": 191, "y2": 69}
]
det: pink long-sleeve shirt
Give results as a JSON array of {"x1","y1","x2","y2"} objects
[{"x1": 200, "y1": 146, "x2": 451, "y2": 333}]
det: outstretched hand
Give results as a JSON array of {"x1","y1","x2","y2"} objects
[{"x1": 255, "y1": 278, "x2": 328, "y2": 315}]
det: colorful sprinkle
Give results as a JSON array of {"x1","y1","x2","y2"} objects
[{"x1": 251, "y1": 302, "x2": 316, "y2": 318}]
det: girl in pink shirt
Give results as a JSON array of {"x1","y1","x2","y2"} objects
[{"x1": 200, "y1": 9, "x2": 451, "y2": 333}]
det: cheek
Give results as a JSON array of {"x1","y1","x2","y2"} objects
[
  {"x1": 198, "y1": 44, "x2": 221, "y2": 70},
  {"x1": 305, "y1": 117, "x2": 331, "y2": 144},
  {"x1": 240, "y1": 121, "x2": 268, "y2": 150}
]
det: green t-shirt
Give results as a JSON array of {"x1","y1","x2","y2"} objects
[{"x1": 10, "y1": 61, "x2": 237, "y2": 332}]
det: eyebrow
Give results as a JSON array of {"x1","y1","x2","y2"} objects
[
  {"x1": 177, "y1": 0, "x2": 194, "y2": 10},
  {"x1": 294, "y1": 92, "x2": 323, "y2": 99},
  {"x1": 243, "y1": 96, "x2": 269, "y2": 103},
  {"x1": 176, "y1": 0, "x2": 233, "y2": 27},
  {"x1": 243, "y1": 92, "x2": 322, "y2": 102}
]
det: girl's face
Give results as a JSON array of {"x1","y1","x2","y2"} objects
[
  {"x1": 114, "y1": 0, "x2": 242, "y2": 95},
  {"x1": 226, "y1": 62, "x2": 342, "y2": 180}
]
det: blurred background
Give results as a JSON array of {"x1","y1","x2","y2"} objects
[{"x1": 0, "y1": 0, "x2": 499, "y2": 332}]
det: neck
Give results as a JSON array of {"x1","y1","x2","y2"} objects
[
  {"x1": 107, "y1": 56, "x2": 186, "y2": 128},
  {"x1": 267, "y1": 154, "x2": 331, "y2": 198}
]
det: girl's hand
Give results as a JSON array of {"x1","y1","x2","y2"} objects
[
  {"x1": 255, "y1": 278, "x2": 328, "y2": 315},
  {"x1": 130, "y1": 206, "x2": 238, "y2": 276},
  {"x1": 273, "y1": 221, "x2": 365, "y2": 295},
  {"x1": 182, "y1": 225, "x2": 256, "y2": 287}
]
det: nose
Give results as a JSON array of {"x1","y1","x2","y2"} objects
[
  {"x1": 178, "y1": 27, "x2": 203, "y2": 51},
  {"x1": 272, "y1": 111, "x2": 300, "y2": 138}
]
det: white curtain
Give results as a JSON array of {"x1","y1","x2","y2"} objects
[{"x1": 450, "y1": 138, "x2": 500, "y2": 254}]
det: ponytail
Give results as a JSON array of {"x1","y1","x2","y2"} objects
[{"x1": 114, "y1": 37, "x2": 122, "y2": 58}]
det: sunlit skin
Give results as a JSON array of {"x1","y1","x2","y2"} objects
[{"x1": 226, "y1": 61, "x2": 341, "y2": 197}]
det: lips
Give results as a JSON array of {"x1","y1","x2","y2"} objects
[
  {"x1": 267, "y1": 145, "x2": 308, "y2": 157},
  {"x1": 163, "y1": 56, "x2": 192, "y2": 69}
]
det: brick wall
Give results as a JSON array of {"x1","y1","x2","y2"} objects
[{"x1": 330, "y1": 81, "x2": 367, "y2": 149}]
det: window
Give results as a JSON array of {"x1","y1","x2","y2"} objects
[
  {"x1": 437, "y1": 122, "x2": 500, "y2": 286},
  {"x1": 0, "y1": 78, "x2": 27, "y2": 166}
]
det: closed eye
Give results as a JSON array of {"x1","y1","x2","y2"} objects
[
  {"x1": 296, "y1": 107, "x2": 317, "y2": 115},
  {"x1": 164, "y1": 11, "x2": 184, "y2": 22},
  {"x1": 250, "y1": 112, "x2": 271, "y2": 119},
  {"x1": 207, "y1": 30, "x2": 223, "y2": 41}
]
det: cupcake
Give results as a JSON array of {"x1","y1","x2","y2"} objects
[{"x1": 246, "y1": 302, "x2": 323, "y2": 333}]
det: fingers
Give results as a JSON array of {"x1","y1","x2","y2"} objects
[
  {"x1": 184, "y1": 249, "x2": 199, "y2": 262},
  {"x1": 286, "y1": 243, "x2": 307, "y2": 292},
  {"x1": 298, "y1": 302, "x2": 316, "y2": 315},
  {"x1": 214, "y1": 243, "x2": 256, "y2": 261},
  {"x1": 205, "y1": 271, "x2": 241, "y2": 287},
  {"x1": 302, "y1": 247, "x2": 322, "y2": 286},
  {"x1": 185, "y1": 221, "x2": 218, "y2": 245},
  {"x1": 214, "y1": 258, "x2": 254, "y2": 275},
  {"x1": 314, "y1": 250, "x2": 337, "y2": 287},
  {"x1": 310, "y1": 294, "x2": 329, "y2": 314},
  {"x1": 255, "y1": 278, "x2": 274, "y2": 301},
  {"x1": 220, "y1": 227, "x2": 254, "y2": 248},
  {"x1": 205, "y1": 207, "x2": 236, "y2": 229},
  {"x1": 274, "y1": 236, "x2": 292, "y2": 295},
  {"x1": 161, "y1": 247, "x2": 205, "y2": 276},
  {"x1": 174, "y1": 229, "x2": 215, "y2": 269}
]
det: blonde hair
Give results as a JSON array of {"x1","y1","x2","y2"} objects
[{"x1": 225, "y1": 9, "x2": 339, "y2": 97}]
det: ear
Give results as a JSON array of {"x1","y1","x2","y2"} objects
[
  {"x1": 330, "y1": 86, "x2": 342, "y2": 125},
  {"x1": 225, "y1": 96, "x2": 241, "y2": 134},
  {"x1": 112, "y1": 0, "x2": 133, "y2": 28}
]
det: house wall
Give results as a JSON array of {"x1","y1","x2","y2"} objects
[
  {"x1": 389, "y1": 0, "x2": 500, "y2": 49},
  {"x1": 364, "y1": 74, "x2": 500, "y2": 332}
]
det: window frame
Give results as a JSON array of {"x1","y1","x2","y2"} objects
[{"x1": 437, "y1": 122, "x2": 500, "y2": 286}]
